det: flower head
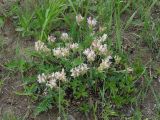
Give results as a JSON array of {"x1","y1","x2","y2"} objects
[
  {"x1": 70, "y1": 63, "x2": 89, "y2": 78},
  {"x1": 49, "y1": 69, "x2": 67, "y2": 82},
  {"x1": 76, "y1": 14, "x2": 84, "y2": 25},
  {"x1": 35, "y1": 41, "x2": 50, "y2": 52},
  {"x1": 38, "y1": 69, "x2": 67, "y2": 89},
  {"x1": 87, "y1": 17, "x2": 97, "y2": 28},
  {"x1": 92, "y1": 39, "x2": 101, "y2": 49},
  {"x1": 55, "y1": 69, "x2": 67, "y2": 82},
  {"x1": 48, "y1": 35, "x2": 56, "y2": 43},
  {"x1": 53, "y1": 47, "x2": 70, "y2": 58},
  {"x1": 83, "y1": 48, "x2": 96, "y2": 62},
  {"x1": 98, "y1": 44, "x2": 108, "y2": 55},
  {"x1": 46, "y1": 79, "x2": 57, "y2": 89},
  {"x1": 68, "y1": 43, "x2": 79, "y2": 50},
  {"x1": 92, "y1": 40, "x2": 108, "y2": 55},
  {"x1": 91, "y1": 34, "x2": 109, "y2": 55},
  {"x1": 99, "y1": 34, "x2": 108, "y2": 43},
  {"x1": 37, "y1": 73, "x2": 47, "y2": 83},
  {"x1": 98, "y1": 56, "x2": 112, "y2": 71},
  {"x1": 61, "y1": 32, "x2": 69, "y2": 41}
]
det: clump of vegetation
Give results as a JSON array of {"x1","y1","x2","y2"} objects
[
  {"x1": 14, "y1": 0, "x2": 66, "y2": 40},
  {"x1": 11, "y1": 14, "x2": 137, "y2": 118}
]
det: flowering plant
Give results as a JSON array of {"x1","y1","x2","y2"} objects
[{"x1": 20, "y1": 15, "x2": 135, "y2": 116}]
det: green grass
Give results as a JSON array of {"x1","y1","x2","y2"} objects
[
  {"x1": 14, "y1": 0, "x2": 66, "y2": 40},
  {"x1": 0, "y1": 79, "x2": 3, "y2": 92},
  {"x1": 1, "y1": 112, "x2": 21, "y2": 120}
]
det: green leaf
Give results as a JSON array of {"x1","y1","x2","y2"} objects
[
  {"x1": 5, "y1": 59, "x2": 28, "y2": 71},
  {"x1": 15, "y1": 91, "x2": 33, "y2": 96},
  {"x1": 34, "y1": 96, "x2": 53, "y2": 116},
  {"x1": 0, "y1": 16, "x2": 4, "y2": 28},
  {"x1": 124, "y1": 10, "x2": 137, "y2": 30},
  {"x1": 79, "y1": 103, "x2": 90, "y2": 113},
  {"x1": 72, "y1": 57, "x2": 84, "y2": 67}
]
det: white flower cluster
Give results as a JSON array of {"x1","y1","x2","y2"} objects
[
  {"x1": 83, "y1": 34, "x2": 108, "y2": 62},
  {"x1": 92, "y1": 34, "x2": 108, "y2": 55},
  {"x1": 48, "y1": 35, "x2": 56, "y2": 43},
  {"x1": 75, "y1": 14, "x2": 97, "y2": 28},
  {"x1": 70, "y1": 63, "x2": 89, "y2": 78},
  {"x1": 61, "y1": 32, "x2": 70, "y2": 41},
  {"x1": 83, "y1": 48, "x2": 96, "y2": 62},
  {"x1": 98, "y1": 56, "x2": 112, "y2": 71},
  {"x1": 52, "y1": 42, "x2": 79, "y2": 58},
  {"x1": 67, "y1": 43, "x2": 79, "y2": 50},
  {"x1": 53, "y1": 47, "x2": 70, "y2": 58},
  {"x1": 53, "y1": 69, "x2": 67, "y2": 82},
  {"x1": 87, "y1": 17, "x2": 97, "y2": 28},
  {"x1": 76, "y1": 14, "x2": 84, "y2": 25},
  {"x1": 37, "y1": 73, "x2": 47, "y2": 83},
  {"x1": 35, "y1": 14, "x2": 134, "y2": 94},
  {"x1": 99, "y1": 34, "x2": 108, "y2": 42},
  {"x1": 37, "y1": 69, "x2": 67, "y2": 89},
  {"x1": 35, "y1": 41, "x2": 50, "y2": 52},
  {"x1": 35, "y1": 33, "x2": 78, "y2": 58}
]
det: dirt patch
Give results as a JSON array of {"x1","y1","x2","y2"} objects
[
  {"x1": 0, "y1": 16, "x2": 30, "y2": 119},
  {"x1": 141, "y1": 80, "x2": 160, "y2": 119},
  {"x1": 122, "y1": 27, "x2": 160, "y2": 120}
]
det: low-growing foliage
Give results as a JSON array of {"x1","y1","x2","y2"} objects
[
  {"x1": 0, "y1": 16, "x2": 4, "y2": 28},
  {"x1": 6, "y1": 15, "x2": 138, "y2": 118},
  {"x1": 0, "y1": 79, "x2": 3, "y2": 92},
  {"x1": 2, "y1": 112, "x2": 21, "y2": 120}
]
